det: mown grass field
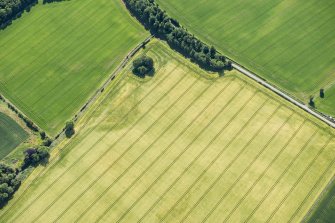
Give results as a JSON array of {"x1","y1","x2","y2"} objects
[
  {"x1": 0, "y1": 112, "x2": 28, "y2": 159},
  {"x1": 156, "y1": 0, "x2": 335, "y2": 116},
  {"x1": 1, "y1": 42, "x2": 334, "y2": 223},
  {"x1": 0, "y1": 0, "x2": 147, "y2": 136}
]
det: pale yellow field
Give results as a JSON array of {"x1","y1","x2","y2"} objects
[{"x1": 1, "y1": 42, "x2": 334, "y2": 223}]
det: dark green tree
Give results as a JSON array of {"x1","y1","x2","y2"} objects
[
  {"x1": 21, "y1": 147, "x2": 50, "y2": 170},
  {"x1": 320, "y1": 89, "x2": 325, "y2": 98},
  {"x1": 132, "y1": 55, "x2": 154, "y2": 77},
  {"x1": 65, "y1": 121, "x2": 75, "y2": 138}
]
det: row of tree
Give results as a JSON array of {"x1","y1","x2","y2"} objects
[
  {"x1": 0, "y1": 163, "x2": 20, "y2": 206},
  {"x1": 124, "y1": 0, "x2": 232, "y2": 72},
  {"x1": 42, "y1": 0, "x2": 66, "y2": 4},
  {"x1": 0, "y1": 0, "x2": 38, "y2": 29},
  {"x1": 0, "y1": 145, "x2": 50, "y2": 207}
]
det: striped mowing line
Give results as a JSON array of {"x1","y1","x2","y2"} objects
[
  {"x1": 265, "y1": 137, "x2": 333, "y2": 223},
  {"x1": 178, "y1": 111, "x2": 294, "y2": 223},
  {"x1": 72, "y1": 79, "x2": 237, "y2": 223},
  {"x1": 243, "y1": 130, "x2": 318, "y2": 223},
  {"x1": 117, "y1": 91, "x2": 266, "y2": 223},
  {"x1": 13, "y1": 67, "x2": 188, "y2": 223},
  {"x1": 54, "y1": 78, "x2": 223, "y2": 223},
  {"x1": 32, "y1": 69, "x2": 202, "y2": 223},
  {"x1": 152, "y1": 103, "x2": 282, "y2": 223},
  {"x1": 220, "y1": 120, "x2": 307, "y2": 223},
  {"x1": 93, "y1": 84, "x2": 251, "y2": 223},
  {"x1": 0, "y1": 64, "x2": 178, "y2": 222}
]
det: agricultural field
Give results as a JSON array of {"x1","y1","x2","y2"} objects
[
  {"x1": 0, "y1": 112, "x2": 28, "y2": 159},
  {"x1": 1, "y1": 42, "x2": 334, "y2": 223},
  {"x1": 156, "y1": 0, "x2": 335, "y2": 116},
  {"x1": 306, "y1": 179, "x2": 335, "y2": 223},
  {"x1": 0, "y1": 0, "x2": 147, "y2": 136}
]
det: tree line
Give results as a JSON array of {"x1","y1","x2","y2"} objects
[
  {"x1": 0, "y1": 145, "x2": 50, "y2": 207},
  {"x1": 0, "y1": 0, "x2": 38, "y2": 29},
  {"x1": 124, "y1": 0, "x2": 232, "y2": 72}
]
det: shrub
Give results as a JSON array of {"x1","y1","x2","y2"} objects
[
  {"x1": 65, "y1": 121, "x2": 75, "y2": 138},
  {"x1": 21, "y1": 147, "x2": 50, "y2": 170}
]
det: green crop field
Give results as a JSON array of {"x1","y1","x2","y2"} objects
[
  {"x1": 156, "y1": 0, "x2": 335, "y2": 116},
  {"x1": 0, "y1": 112, "x2": 28, "y2": 159},
  {"x1": 306, "y1": 180, "x2": 335, "y2": 223},
  {"x1": 1, "y1": 42, "x2": 334, "y2": 223},
  {"x1": 0, "y1": 0, "x2": 147, "y2": 136}
]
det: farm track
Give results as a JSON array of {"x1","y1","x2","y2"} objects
[
  {"x1": 58, "y1": 77, "x2": 220, "y2": 223},
  {"x1": 31, "y1": 69, "x2": 199, "y2": 222},
  {"x1": 4, "y1": 59, "x2": 176, "y2": 223},
  {"x1": 232, "y1": 64, "x2": 335, "y2": 129}
]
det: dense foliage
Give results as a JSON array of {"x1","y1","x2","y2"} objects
[
  {"x1": 132, "y1": 55, "x2": 154, "y2": 77},
  {"x1": 21, "y1": 147, "x2": 50, "y2": 170},
  {"x1": 0, "y1": 0, "x2": 37, "y2": 28},
  {"x1": 0, "y1": 163, "x2": 20, "y2": 206},
  {"x1": 42, "y1": 0, "x2": 65, "y2": 4},
  {"x1": 124, "y1": 0, "x2": 231, "y2": 72},
  {"x1": 65, "y1": 121, "x2": 75, "y2": 138}
]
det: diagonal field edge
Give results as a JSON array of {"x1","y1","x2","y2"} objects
[
  {"x1": 0, "y1": 69, "x2": 129, "y2": 219},
  {"x1": 32, "y1": 67, "x2": 203, "y2": 222},
  {"x1": 11, "y1": 66, "x2": 186, "y2": 223},
  {"x1": 0, "y1": 43, "x2": 172, "y2": 220},
  {"x1": 0, "y1": 64, "x2": 178, "y2": 222},
  {"x1": 53, "y1": 75, "x2": 223, "y2": 222},
  {"x1": 23, "y1": 67, "x2": 193, "y2": 222}
]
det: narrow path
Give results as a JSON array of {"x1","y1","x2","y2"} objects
[
  {"x1": 52, "y1": 35, "x2": 153, "y2": 141},
  {"x1": 232, "y1": 63, "x2": 335, "y2": 128}
]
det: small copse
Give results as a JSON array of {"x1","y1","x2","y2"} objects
[
  {"x1": 65, "y1": 121, "x2": 75, "y2": 138},
  {"x1": 132, "y1": 55, "x2": 154, "y2": 78}
]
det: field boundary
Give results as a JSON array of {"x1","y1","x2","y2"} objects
[
  {"x1": 232, "y1": 64, "x2": 335, "y2": 129},
  {"x1": 49, "y1": 35, "x2": 153, "y2": 143}
]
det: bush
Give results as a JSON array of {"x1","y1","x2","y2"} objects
[
  {"x1": 43, "y1": 138, "x2": 53, "y2": 147},
  {"x1": 132, "y1": 55, "x2": 154, "y2": 77},
  {"x1": 65, "y1": 121, "x2": 75, "y2": 138},
  {"x1": 21, "y1": 147, "x2": 50, "y2": 170}
]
